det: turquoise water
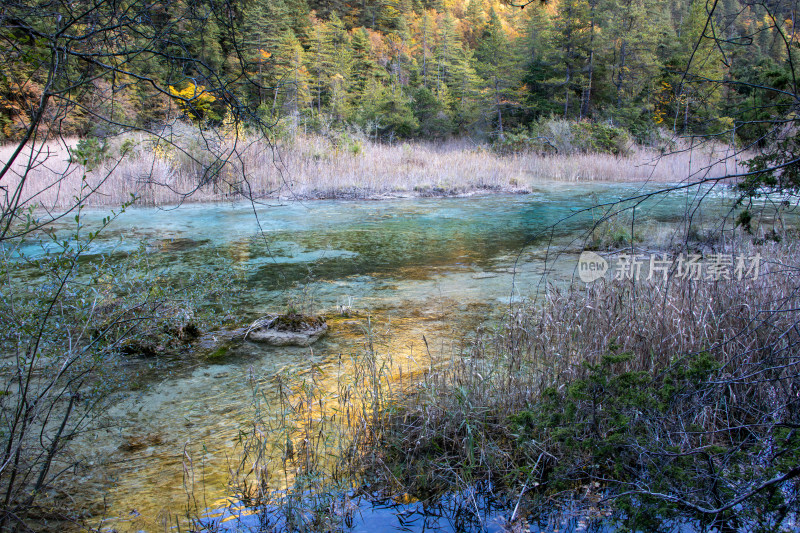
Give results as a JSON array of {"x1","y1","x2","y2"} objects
[
  {"x1": 26, "y1": 182, "x2": 729, "y2": 312},
  {"x1": 24, "y1": 183, "x2": 738, "y2": 531}
]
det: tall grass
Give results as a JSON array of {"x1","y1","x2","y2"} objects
[
  {"x1": 358, "y1": 236, "x2": 800, "y2": 529},
  {"x1": 199, "y1": 318, "x2": 422, "y2": 532},
  {"x1": 0, "y1": 127, "x2": 746, "y2": 208}
]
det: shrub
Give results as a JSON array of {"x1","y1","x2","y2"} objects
[
  {"x1": 493, "y1": 119, "x2": 633, "y2": 156},
  {"x1": 572, "y1": 121, "x2": 632, "y2": 156},
  {"x1": 366, "y1": 237, "x2": 800, "y2": 530},
  {"x1": 68, "y1": 137, "x2": 109, "y2": 170}
]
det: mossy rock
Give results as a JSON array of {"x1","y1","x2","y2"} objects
[
  {"x1": 205, "y1": 344, "x2": 231, "y2": 362},
  {"x1": 245, "y1": 313, "x2": 328, "y2": 346}
]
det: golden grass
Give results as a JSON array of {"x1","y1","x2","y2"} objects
[{"x1": 0, "y1": 129, "x2": 747, "y2": 209}]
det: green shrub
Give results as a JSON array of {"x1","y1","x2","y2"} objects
[
  {"x1": 492, "y1": 120, "x2": 632, "y2": 156},
  {"x1": 572, "y1": 121, "x2": 632, "y2": 156},
  {"x1": 69, "y1": 137, "x2": 109, "y2": 170}
]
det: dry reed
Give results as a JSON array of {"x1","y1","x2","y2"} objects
[
  {"x1": 365, "y1": 236, "x2": 800, "y2": 528},
  {"x1": 0, "y1": 129, "x2": 746, "y2": 209}
]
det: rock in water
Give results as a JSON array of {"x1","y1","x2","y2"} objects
[{"x1": 245, "y1": 313, "x2": 328, "y2": 346}]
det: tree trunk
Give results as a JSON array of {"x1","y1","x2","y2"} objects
[
  {"x1": 616, "y1": 40, "x2": 627, "y2": 109},
  {"x1": 582, "y1": 0, "x2": 596, "y2": 118}
]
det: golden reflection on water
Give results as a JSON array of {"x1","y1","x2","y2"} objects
[
  {"x1": 30, "y1": 186, "x2": 744, "y2": 531},
  {"x1": 70, "y1": 297, "x2": 486, "y2": 532}
]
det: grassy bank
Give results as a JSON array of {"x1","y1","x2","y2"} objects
[
  {"x1": 342, "y1": 234, "x2": 799, "y2": 530},
  {"x1": 2, "y1": 127, "x2": 745, "y2": 208}
]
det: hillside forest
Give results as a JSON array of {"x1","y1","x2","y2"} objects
[{"x1": 1, "y1": 0, "x2": 796, "y2": 147}]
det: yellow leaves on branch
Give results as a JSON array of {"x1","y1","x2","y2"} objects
[{"x1": 168, "y1": 83, "x2": 218, "y2": 121}]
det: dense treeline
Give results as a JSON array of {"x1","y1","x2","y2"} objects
[{"x1": 0, "y1": 0, "x2": 795, "y2": 144}]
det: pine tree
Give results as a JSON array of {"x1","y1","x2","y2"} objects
[
  {"x1": 241, "y1": 0, "x2": 293, "y2": 106},
  {"x1": 272, "y1": 30, "x2": 312, "y2": 118},
  {"x1": 550, "y1": 0, "x2": 592, "y2": 119},
  {"x1": 475, "y1": 7, "x2": 520, "y2": 135},
  {"x1": 413, "y1": 85, "x2": 453, "y2": 137},
  {"x1": 284, "y1": 0, "x2": 312, "y2": 42},
  {"x1": 522, "y1": 2, "x2": 560, "y2": 118},
  {"x1": 415, "y1": 11, "x2": 437, "y2": 88},
  {"x1": 600, "y1": 0, "x2": 666, "y2": 129},
  {"x1": 306, "y1": 14, "x2": 354, "y2": 119},
  {"x1": 662, "y1": 0, "x2": 725, "y2": 133},
  {"x1": 351, "y1": 28, "x2": 385, "y2": 95},
  {"x1": 463, "y1": 0, "x2": 485, "y2": 48},
  {"x1": 378, "y1": 0, "x2": 404, "y2": 31},
  {"x1": 436, "y1": 12, "x2": 461, "y2": 91},
  {"x1": 310, "y1": 0, "x2": 350, "y2": 20},
  {"x1": 448, "y1": 44, "x2": 483, "y2": 129},
  {"x1": 386, "y1": 18, "x2": 414, "y2": 90}
]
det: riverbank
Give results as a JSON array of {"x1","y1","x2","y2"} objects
[
  {"x1": 2, "y1": 130, "x2": 745, "y2": 208},
  {"x1": 177, "y1": 228, "x2": 800, "y2": 532},
  {"x1": 350, "y1": 235, "x2": 800, "y2": 531}
]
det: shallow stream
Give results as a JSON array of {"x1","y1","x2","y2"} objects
[{"x1": 26, "y1": 182, "x2": 740, "y2": 531}]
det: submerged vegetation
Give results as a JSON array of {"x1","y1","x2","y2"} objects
[
  {"x1": 189, "y1": 227, "x2": 800, "y2": 532},
  {"x1": 0, "y1": 207, "x2": 236, "y2": 529}
]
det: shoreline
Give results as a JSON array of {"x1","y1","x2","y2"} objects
[
  {"x1": 207, "y1": 184, "x2": 534, "y2": 203},
  {"x1": 3, "y1": 134, "x2": 744, "y2": 209}
]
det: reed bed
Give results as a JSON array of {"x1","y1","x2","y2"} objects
[
  {"x1": 0, "y1": 128, "x2": 746, "y2": 209},
  {"x1": 359, "y1": 236, "x2": 800, "y2": 529},
  {"x1": 205, "y1": 318, "x2": 425, "y2": 533}
]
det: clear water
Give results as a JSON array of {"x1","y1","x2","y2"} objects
[{"x1": 20, "y1": 183, "x2": 740, "y2": 531}]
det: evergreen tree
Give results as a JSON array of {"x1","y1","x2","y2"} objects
[
  {"x1": 661, "y1": 0, "x2": 726, "y2": 133},
  {"x1": 242, "y1": 0, "x2": 293, "y2": 106},
  {"x1": 5, "y1": 0, "x2": 782, "y2": 142},
  {"x1": 356, "y1": 79, "x2": 419, "y2": 138},
  {"x1": 386, "y1": 19, "x2": 414, "y2": 90},
  {"x1": 413, "y1": 85, "x2": 453, "y2": 137},
  {"x1": 600, "y1": 0, "x2": 666, "y2": 130},
  {"x1": 415, "y1": 11, "x2": 438, "y2": 88},
  {"x1": 447, "y1": 45, "x2": 483, "y2": 129},
  {"x1": 475, "y1": 7, "x2": 521, "y2": 134},
  {"x1": 351, "y1": 28, "x2": 385, "y2": 96},
  {"x1": 285, "y1": 0, "x2": 312, "y2": 41},
  {"x1": 463, "y1": 0, "x2": 485, "y2": 48},
  {"x1": 378, "y1": 0, "x2": 404, "y2": 31},
  {"x1": 550, "y1": 0, "x2": 592, "y2": 118},
  {"x1": 522, "y1": 2, "x2": 560, "y2": 118},
  {"x1": 436, "y1": 12, "x2": 462, "y2": 91},
  {"x1": 310, "y1": 0, "x2": 350, "y2": 20},
  {"x1": 306, "y1": 14, "x2": 354, "y2": 119},
  {"x1": 272, "y1": 30, "x2": 312, "y2": 118}
]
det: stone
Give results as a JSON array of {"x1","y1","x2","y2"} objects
[{"x1": 245, "y1": 313, "x2": 328, "y2": 346}]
